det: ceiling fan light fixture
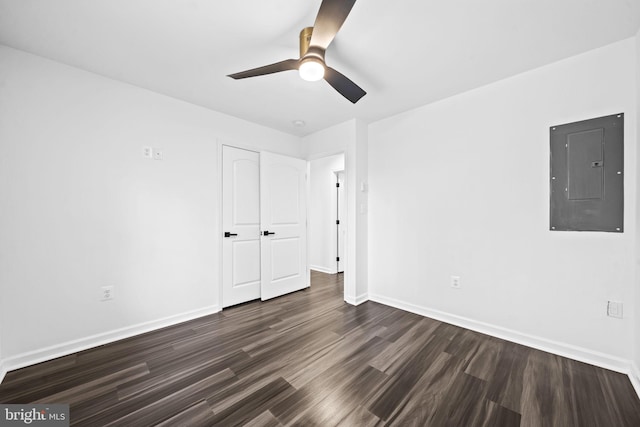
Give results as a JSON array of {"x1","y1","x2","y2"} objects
[
  {"x1": 227, "y1": 0, "x2": 366, "y2": 103},
  {"x1": 298, "y1": 57, "x2": 325, "y2": 82}
]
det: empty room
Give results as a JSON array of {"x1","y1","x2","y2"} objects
[{"x1": 1, "y1": 0, "x2": 640, "y2": 425}]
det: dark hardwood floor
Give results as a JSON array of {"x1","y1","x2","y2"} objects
[{"x1": 1, "y1": 271, "x2": 640, "y2": 426}]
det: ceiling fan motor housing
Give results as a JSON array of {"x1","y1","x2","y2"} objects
[{"x1": 299, "y1": 27, "x2": 313, "y2": 57}]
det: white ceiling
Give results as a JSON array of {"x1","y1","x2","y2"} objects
[{"x1": 0, "y1": 0, "x2": 639, "y2": 136}]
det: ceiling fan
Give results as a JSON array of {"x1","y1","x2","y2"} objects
[{"x1": 227, "y1": 0, "x2": 366, "y2": 104}]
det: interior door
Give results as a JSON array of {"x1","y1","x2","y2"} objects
[
  {"x1": 260, "y1": 151, "x2": 308, "y2": 300},
  {"x1": 222, "y1": 146, "x2": 261, "y2": 307}
]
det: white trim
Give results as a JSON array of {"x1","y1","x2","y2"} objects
[
  {"x1": 310, "y1": 265, "x2": 337, "y2": 274},
  {"x1": 354, "y1": 293, "x2": 369, "y2": 305},
  {"x1": 217, "y1": 139, "x2": 224, "y2": 311},
  {"x1": 345, "y1": 293, "x2": 369, "y2": 306},
  {"x1": 369, "y1": 292, "x2": 631, "y2": 373},
  {"x1": 306, "y1": 161, "x2": 311, "y2": 291},
  {"x1": 1, "y1": 305, "x2": 219, "y2": 378},
  {"x1": 0, "y1": 358, "x2": 7, "y2": 384},
  {"x1": 630, "y1": 362, "x2": 640, "y2": 399}
]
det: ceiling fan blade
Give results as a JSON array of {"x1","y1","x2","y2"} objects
[
  {"x1": 228, "y1": 59, "x2": 299, "y2": 79},
  {"x1": 324, "y1": 66, "x2": 366, "y2": 103},
  {"x1": 309, "y1": 0, "x2": 357, "y2": 51}
]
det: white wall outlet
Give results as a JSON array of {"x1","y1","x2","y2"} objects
[
  {"x1": 607, "y1": 301, "x2": 623, "y2": 318},
  {"x1": 143, "y1": 146, "x2": 153, "y2": 159},
  {"x1": 450, "y1": 275, "x2": 461, "y2": 289},
  {"x1": 153, "y1": 148, "x2": 163, "y2": 160},
  {"x1": 101, "y1": 285, "x2": 114, "y2": 301}
]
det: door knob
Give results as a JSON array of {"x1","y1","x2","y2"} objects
[
  {"x1": 224, "y1": 232, "x2": 238, "y2": 238},
  {"x1": 263, "y1": 231, "x2": 276, "y2": 236}
]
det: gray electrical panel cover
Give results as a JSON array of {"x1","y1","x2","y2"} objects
[{"x1": 550, "y1": 113, "x2": 623, "y2": 232}]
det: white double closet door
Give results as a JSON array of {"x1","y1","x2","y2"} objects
[{"x1": 222, "y1": 145, "x2": 308, "y2": 308}]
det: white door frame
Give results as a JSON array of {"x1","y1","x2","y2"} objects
[{"x1": 334, "y1": 170, "x2": 345, "y2": 273}]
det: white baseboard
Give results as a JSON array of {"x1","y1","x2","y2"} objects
[
  {"x1": 310, "y1": 265, "x2": 337, "y2": 274},
  {"x1": 345, "y1": 293, "x2": 368, "y2": 306},
  {"x1": 630, "y1": 363, "x2": 640, "y2": 398},
  {"x1": 1, "y1": 305, "x2": 220, "y2": 382},
  {"x1": 0, "y1": 358, "x2": 6, "y2": 384},
  {"x1": 368, "y1": 293, "x2": 632, "y2": 374},
  {"x1": 354, "y1": 293, "x2": 369, "y2": 305}
]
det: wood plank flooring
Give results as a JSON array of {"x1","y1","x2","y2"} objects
[{"x1": 1, "y1": 271, "x2": 639, "y2": 426}]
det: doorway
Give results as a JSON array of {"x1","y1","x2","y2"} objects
[{"x1": 308, "y1": 153, "x2": 345, "y2": 276}]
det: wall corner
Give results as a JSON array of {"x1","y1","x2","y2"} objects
[
  {"x1": 344, "y1": 119, "x2": 369, "y2": 303},
  {"x1": 634, "y1": 27, "x2": 640, "y2": 384}
]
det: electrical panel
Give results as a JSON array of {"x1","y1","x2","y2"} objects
[{"x1": 550, "y1": 113, "x2": 623, "y2": 232}]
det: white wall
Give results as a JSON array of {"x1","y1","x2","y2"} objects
[
  {"x1": 302, "y1": 120, "x2": 354, "y2": 160},
  {"x1": 309, "y1": 154, "x2": 344, "y2": 274},
  {"x1": 0, "y1": 45, "x2": 301, "y2": 368},
  {"x1": 368, "y1": 38, "x2": 637, "y2": 366}
]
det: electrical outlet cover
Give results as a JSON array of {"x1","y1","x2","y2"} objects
[
  {"x1": 450, "y1": 276, "x2": 461, "y2": 289},
  {"x1": 101, "y1": 285, "x2": 115, "y2": 301}
]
